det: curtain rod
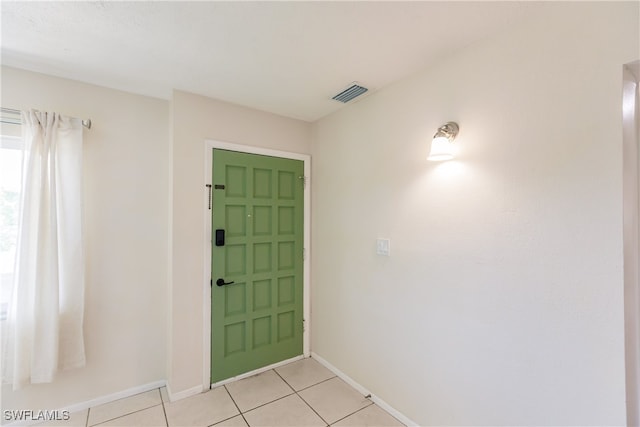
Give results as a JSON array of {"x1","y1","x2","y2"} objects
[{"x1": 0, "y1": 107, "x2": 92, "y2": 129}]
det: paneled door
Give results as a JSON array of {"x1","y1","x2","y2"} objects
[{"x1": 211, "y1": 149, "x2": 304, "y2": 383}]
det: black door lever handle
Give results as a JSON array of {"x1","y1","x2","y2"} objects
[{"x1": 216, "y1": 278, "x2": 235, "y2": 287}]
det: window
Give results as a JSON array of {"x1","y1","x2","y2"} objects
[{"x1": 0, "y1": 135, "x2": 23, "y2": 321}]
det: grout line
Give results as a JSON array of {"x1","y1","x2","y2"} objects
[
  {"x1": 225, "y1": 369, "x2": 297, "y2": 415},
  {"x1": 159, "y1": 388, "x2": 169, "y2": 427},
  {"x1": 85, "y1": 389, "x2": 163, "y2": 427},
  {"x1": 84, "y1": 407, "x2": 89, "y2": 427},
  {"x1": 206, "y1": 414, "x2": 245, "y2": 427},
  {"x1": 329, "y1": 402, "x2": 375, "y2": 426},
  {"x1": 270, "y1": 362, "x2": 339, "y2": 426},
  {"x1": 238, "y1": 390, "x2": 296, "y2": 415},
  {"x1": 296, "y1": 390, "x2": 330, "y2": 427},
  {"x1": 294, "y1": 374, "x2": 337, "y2": 393},
  {"x1": 293, "y1": 379, "x2": 332, "y2": 427},
  {"x1": 292, "y1": 374, "x2": 376, "y2": 426},
  {"x1": 272, "y1": 368, "x2": 297, "y2": 394},
  {"x1": 222, "y1": 384, "x2": 250, "y2": 426},
  {"x1": 86, "y1": 403, "x2": 164, "y2": 427}
]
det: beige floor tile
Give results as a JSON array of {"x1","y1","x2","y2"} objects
[
  {"x1": 35, "y1": 409, "x2": 88, "y2": 426},
  {"x1": 88, "y1": 389, "x2": 162, "y2": 426},
  {"x1": 95, "y1": 405, "x2": 166, "y2": 427},
  {"x1": 160, "y1": 387, "x2": 170, "y2": 403},
  {"x1": 275, "y1": 358, "x2": 335, "y2": 391},
  {"x1": 332, "y1": 404, "x2": 405, "y2": 427},
  {"x1": 164, "y1": 387, "x2": 239, "y2": 427},
  {"x1": 298, "y1": 378, "x2": 372, "y2": 425},
  {"x1": 243, "y1": 394, "x2": 326, "y2": 427},
  {"x1": 39, "y1": 359, "x2": 403, "y2": 427},
  {"x1": 212, "y1": 415, "x2": 249, "y2": 426},
  {"x1": 224, "y1": 370, "x2": 293, "y2": 412}
]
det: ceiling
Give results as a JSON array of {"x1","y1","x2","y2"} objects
[{"x1": 1, "y1": 1, "x2": 547, "y2": 122}]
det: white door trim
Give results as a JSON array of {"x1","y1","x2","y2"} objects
[
  {"x1": 202, "y1": 139, "x2": 311, "y2": 389},
  {"x1": 623, "y1": 61, "x2": 640, "y2": 427}
]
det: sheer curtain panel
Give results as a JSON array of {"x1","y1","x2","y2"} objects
[{"x1": 2, "y1": 110, "x2": 86, "y2": 389}]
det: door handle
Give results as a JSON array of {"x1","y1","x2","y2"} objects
[{"x1": 216, "y1": 278, "x2": 235, "y2": 287}]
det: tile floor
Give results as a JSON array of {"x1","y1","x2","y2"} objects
[{"x1": 39, "y1": 358, "x2": 405, "y2": 427}]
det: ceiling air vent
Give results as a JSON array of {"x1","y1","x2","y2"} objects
[{"x1": 332, "y1": 83, "x2": 368, "y2": 103}]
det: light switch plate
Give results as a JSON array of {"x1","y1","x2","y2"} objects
[{"x1": 376, "y1": 238, "x2": 390, "y2": 256}]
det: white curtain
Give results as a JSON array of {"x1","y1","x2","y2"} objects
[{"x1": 2, "y1": 110, "x2": 85, "y2": 389}]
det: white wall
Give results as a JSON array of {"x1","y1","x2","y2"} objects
[
  {"x1": 167, "y1": 90, "x2": 311, "y2": 395},
  {"x1": 1, "y1": 67, "x2": 170, "y2": 412},
  {"x1": 311, "y1": 3, "x2": 639, "y2": 426}
]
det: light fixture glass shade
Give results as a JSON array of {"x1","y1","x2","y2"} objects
[
  {"x1": 428, "y1": 136, "x2": 454, "y2": 161},
  {"x1": 428, "y1": 122, "x2": 459, "y2": 161}
]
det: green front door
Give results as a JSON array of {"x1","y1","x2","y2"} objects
[{"x1": 211, "y1": 149, "x2": 304, "y2": 383}]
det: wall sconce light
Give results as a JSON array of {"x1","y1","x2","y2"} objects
[{"x1": 428, "y1": 122, "x2": 459, "y2": 161}]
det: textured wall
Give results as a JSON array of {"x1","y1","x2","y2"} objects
[{"x1": 311, "y1": 3, "x2": 639, "y2": 425}]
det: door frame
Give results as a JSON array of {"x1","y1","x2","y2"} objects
[
  {"x1": 623, "y1": 60, "x2": 640, "y2": 427},
  {"x1": 202, "y1": 139, "x2": 311, "y2": 388}
]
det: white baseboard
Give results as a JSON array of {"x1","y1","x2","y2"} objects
[
  {"x1": 165, "y1": 383, "x2": 203, "y2": 402},
  {"x1": 4, "y1": 380, "x2": 167, "y2": 427},
  {"x1": 63, "y1": 380, "x2": 166, "y2": 414},
  {"x1": 310, "y1": 352, "x2": 418, "y2": 427},
  {"x1": 210, "y1": 355, "x2": 304, "y2": 389}
]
